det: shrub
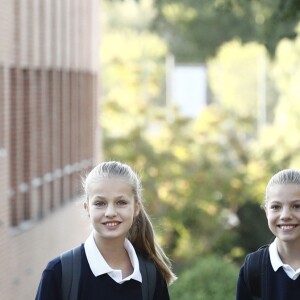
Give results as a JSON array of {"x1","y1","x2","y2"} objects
[{"x1": 169, "y1": 255, "x2": 239, "y2": 300}]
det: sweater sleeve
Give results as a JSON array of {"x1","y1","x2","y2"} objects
[
  {"x1": 236, "y1": 266, "x2": 253, "y2": 300},
  {"x1": 35, "y1": 257, "x2": 62, "y2": 300}
]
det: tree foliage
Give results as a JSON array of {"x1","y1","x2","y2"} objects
[
  {"x1": 101, "y1": 0, "x2": 300, "y2": 272},
  {"x1": 152, "y1": 0, "x2": 300, "y2": 61}
]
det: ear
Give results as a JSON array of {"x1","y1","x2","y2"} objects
[
  {"x1": 134, "y1": 201, "x2": 141, "y2": 217},
  {"x1": 84, "y1": 201, "x2": 90, "y2": 216}
]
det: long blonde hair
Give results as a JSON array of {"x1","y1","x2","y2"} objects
[{"x1": 83, "y1": 161, "x2": 177, "y2": 284}]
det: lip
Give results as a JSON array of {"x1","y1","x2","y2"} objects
[
  {"x1": 277, "y1": 224, "x2": 298, "y2": 231},
  {"x1": 102, "y1": 221, "x2": 121, "y2": 228}
]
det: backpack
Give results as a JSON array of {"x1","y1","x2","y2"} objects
[
  {"x1": 243, "y1": 245, "x2": 269, "y2": 300},
  {"x1": 60, "y1": 246, "x2": 157, "y2": 300}
]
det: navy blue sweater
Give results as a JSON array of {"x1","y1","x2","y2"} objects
[
  {"x1": 35, "y1": 245, "x2": 170, "y2": 300},
  {"x1": 236, "y1": 254, "x2": 300, "y2": 300}
]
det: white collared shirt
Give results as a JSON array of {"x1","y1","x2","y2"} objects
[
  {"x1": 84, "y1": 233, "x2": 142, "y2": 284},
  {"x1": 269, "y1": 239, "x2": 300, "y2": 280}
]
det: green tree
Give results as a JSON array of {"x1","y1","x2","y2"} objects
[
  {"x1": 153, "y1": 0, "x2": 300, "y2": 61},
  {"x1": 252, "y1": 26, "x2": 300, "y2": 173},
  {"x1": 101, "y1": 0, "x2": 273, "y2": 257},
  {"x1": 100, "y1": 0, "x2": 168, "y2": 136},
  {"x1": 207, "y1": 40, "x2": 276, "y2": 123},
  {"x1": 104, "y1": 101, "x2": 271, "y2": 262},
  {"x1": 220, "y1": 0, "x2": 300, "y2": 54},
  {"x1": 100, "y1": 0, "x2": 300, "y2": 269}
]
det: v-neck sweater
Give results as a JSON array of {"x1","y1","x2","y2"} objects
[
  {"x1": 236, "y1": 251, "x2": 300, "y2": 300},
  {"x1": 35, "y1": 244, "x2": 170, "y2": 300}
]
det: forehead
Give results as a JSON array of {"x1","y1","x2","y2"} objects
[
  {"x1": 87, "y1": 177, "x2": 133, "y2": 196},
  {"x1": 267, "y1": 184, "x2": 300, "y2": 202}
]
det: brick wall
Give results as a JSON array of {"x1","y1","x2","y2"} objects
[{"x1": 0, "y1": 0, "x2": 100, "y2": 299}]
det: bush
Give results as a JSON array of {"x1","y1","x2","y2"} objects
[{"x1": 169, "y1": 255, "x2": 239, "y2": 300}]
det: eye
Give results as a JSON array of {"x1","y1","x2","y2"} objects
[
  {"x1": 269, "y1": 204, "x2": 281, "y2": 211},
  {"x1": 293, "y1": 204, "x2": 300, "y2": 209},
  {"x1": 94, "y1": 201, "x2": 106, "y2": 207},
  {"x1": 117, "y1": 199, "x2": 127, "y2": 206}
]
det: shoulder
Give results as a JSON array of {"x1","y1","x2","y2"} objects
[
  {"x1": 39, "y1": 255, "x2": 62, "y2": 285},
  {"x1": 36, "y1": 245, "x2": 84, "y2": 300},
  {"x1": 45, "y1": 256, "x2": 62, "y2": 271},
  {"x1": 239, "y1": 246, "x2": 270, "y2": 281},
  {"x1": 243, "y1": 245, "x2": 270, "y2": 275},
  {"x1": 237, "y1": 245, "x2": 270, "y2": 300},
  {"x1": 44, "y1": 244, "x2": 84, "y2": 269},
  {"x1": 244, "y1": 245, "x2": 269, "y2": 264},
  {"x1": 35, "y1": 256, "x2": 62, "y2": 300},
  {"x1": 248, "y1": 245, "x2": 269, "y2": 256}
]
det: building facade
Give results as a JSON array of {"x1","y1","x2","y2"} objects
[{"x1": 0, "y1": 1, "x2": 100, "y2": 299}]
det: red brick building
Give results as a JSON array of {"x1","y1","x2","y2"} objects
[{"x1": 0, "y1": 1, "x2": 100, "y2": 299}]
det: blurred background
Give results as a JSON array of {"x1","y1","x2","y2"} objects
[{"x1": 1, "y1": 0, "x2": 300, "y2": 299}]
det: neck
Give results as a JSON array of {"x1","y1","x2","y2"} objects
[
  {"x1": 276, "y1": 238, "x2": 300, "y2": 268},
  {"x1": 92, "y1": 232, "x2": 133, "y2": 276},
  {"x1": 93, "y1": 232, "x2": 128, "y2": 264}
]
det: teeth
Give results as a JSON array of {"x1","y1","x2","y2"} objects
[
  {"x1": 280, "y1": 225, "x2": 295, "y2": 230},
  {"x1": 106, "y1": 222, "x2": 119, "y2": 227}
]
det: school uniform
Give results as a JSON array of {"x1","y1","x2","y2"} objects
[
  {"x1": 35, "y1": 234, "x2": 170, "y2": 300},
  {"x1": 236, "y1": 239, "x2": 300, "y2": 300}
]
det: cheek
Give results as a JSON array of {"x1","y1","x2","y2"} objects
[
  {"x1": 264, "y1": 206, "x2": 273, "y2": 219},
  {"x1": 264, "y1": 207, "x2": 271, "y2": 220},
  {"x1": 266, "y1": 213, "x2": 276, "y2": 226}
]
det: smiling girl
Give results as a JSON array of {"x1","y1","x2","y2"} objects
[
  {"x1": 36, "y1": 161, "x2": 176, "y2": 300},
  {"x1": 236, "y1": 169, "x2": 300, "y2": 299}
]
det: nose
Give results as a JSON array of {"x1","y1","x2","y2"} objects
[
  {"x1": 105, "y1": 203, "x2": 117, "y2": 217},
  {"x1": 280, "y1": 206, "x2": 292, "y2": 220}
]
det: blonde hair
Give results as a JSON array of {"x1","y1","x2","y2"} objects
[
  {"x1": 83, "y1": 161, "x2": 177, "y2": 284},
  {"x1": 264, "y1": 168, "x2": 300, "y2": 206}
]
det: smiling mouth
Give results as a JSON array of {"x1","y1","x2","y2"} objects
[
  {"x1": 277, "y1": 225, "x2": 298, "y2": 231},
  {"x1": 103, "y1": 222, "x2": 120, "y2": 227}
]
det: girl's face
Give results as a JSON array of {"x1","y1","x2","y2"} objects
[
  {"x1": 265, "y1": 184, "x2": 300, "y2": 246},
  {"x1": 84, "y1": 177, "x2": 140, "y2": 243}
]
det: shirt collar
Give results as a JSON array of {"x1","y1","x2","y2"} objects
[
  {"x1": 269, "y1": 238, "x2": 300, "y2": 280},
  {"x1": 269, "y1": 239, "x2": 283, "y2": 272},
  {"x1": 84, "y1": 233, "x2": 142, "y2": 283}
]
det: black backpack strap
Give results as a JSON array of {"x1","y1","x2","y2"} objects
[
  {"x1": 138, "y1": 255, "x2": 157, "y2": 300},
  {"x1": 60, "y1": 246, "x2": 82, "y2": 300},
  {"x1": 243, "y1": 245, "x2": 269, "y2": 300},
  {"x1": 260, "y1": 246, "x2": 269, "y2": 300}
]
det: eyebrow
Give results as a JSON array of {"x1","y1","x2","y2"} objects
[
  {"x1": 91, "y1": 194, "x2": 130, "y2": 200},
  {"x1": 91, "y1": 195, "x2": 106, "y2": 200},
  {"x1": 268, "y1": 199, "x2": 300, "y2": 204}
]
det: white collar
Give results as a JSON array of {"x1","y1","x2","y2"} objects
[
  {"x1": 84, "y1": 233, "x2": 142, "y2": 284},
  {"x1": 269, "y1": 238, "x2": 300, "y2": 280}
]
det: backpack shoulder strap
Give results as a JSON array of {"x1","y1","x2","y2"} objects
[
  {"x1": 60, "y1": 246, "x2": 82, "y2": 300},
  {"x1": 138, "y1": 255, "x2": 157, "y2": 300},
  {"x1": 243, "y1": 245, "x2": 269, "y2": 300}
]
